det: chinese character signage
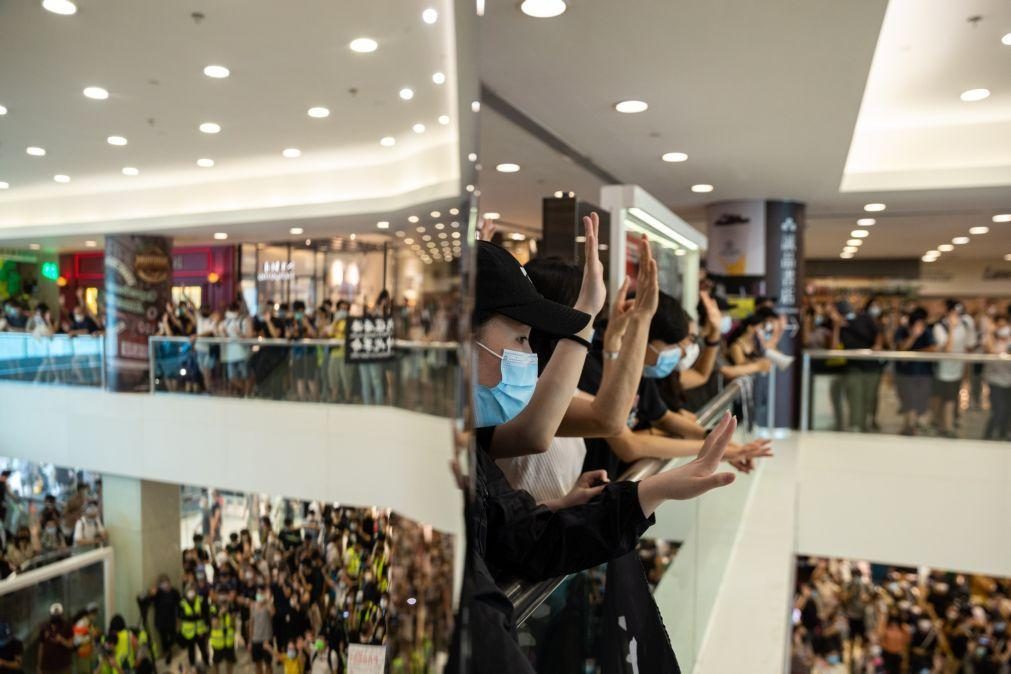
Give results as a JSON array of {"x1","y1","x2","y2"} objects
[
  {"x1": 347, "y1": 644, "x2": 387, "y2": 674},
  {"x1": 345, "y1": 314, "x2": 394, "y2": 363}
]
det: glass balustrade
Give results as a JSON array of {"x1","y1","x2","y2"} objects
[
  {"x1": 0, "y1": 332, "x2": 103, "y2": 387},
  {"x1": 149, "y1": 336, "x2": 458, "y2": 417},
  {"x1": 802, "y1": 350, "x2": 1011, "y2": 441}
]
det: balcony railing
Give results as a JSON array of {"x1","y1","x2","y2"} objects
[
  {"x1": 801, "y1": 349, "x2": 1011, "y2": 441},
  {"x1": 0, "y1": 332, "x2": 103, "y2": 387}
]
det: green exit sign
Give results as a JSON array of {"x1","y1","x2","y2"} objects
[{"x1": 41, "y1": 261, "x2": 59, "y2": 281}]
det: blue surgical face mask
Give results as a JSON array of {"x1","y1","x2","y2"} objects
[
  {"x1": 719, "y1": 315, "x2": 733, "y2": 334},
  {"x1": 473, "y1": 341, "x2": 538, "y2": 427},
  {"x1": 827, "y1": 654, "x2": 841, "y2": 665},
  {"x1": 643, "y1": 343, "x2": 681, "y2": 379}
]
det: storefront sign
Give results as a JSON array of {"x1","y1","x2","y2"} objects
[
  {"x1": 104, "y1": 234, "x2": 173, "y2": 392},
  {"x1": 257, "y1": 260, "x2": 295, "y2": 281},
  {"x1": 706, "y1": 200, "x2": 767, "y2": 276},
  {"x1": 347, "y1": 644, "x2": 386, "y2": 674},
  {"x1": 345, "y1": 314, "x2": 394, "y2": 363}
]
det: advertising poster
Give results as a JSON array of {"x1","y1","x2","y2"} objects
[
  {"x1": 706, "y1": 200, "x2": 766, "y2": 276},
  {"x1": 347, "y1": 644, "x2": 387, "y2": 674},
  {"x1": 345, "y1": 314, "x2": 395, "y2": 363},
  {"x1": 104, "y1": 234, "x2": 172, "y2": 392}
]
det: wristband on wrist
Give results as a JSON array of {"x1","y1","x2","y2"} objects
[
  {"x1": 560, "y1": 333, "x2": 592, "y2": 349},
  {"x1": 603, "y1": 350, "x2": 620, "y2": 361},
  {"x1": 704, "y1": 338, "x2": 721, "y2": 347}
]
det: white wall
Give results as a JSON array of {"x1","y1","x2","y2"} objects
[
  {"x1": 0, "y1": 384, "x2": 463, "y2": 541},
  {"x1": 796, "y1": 431, "x2": 1011, "y2": 577}
]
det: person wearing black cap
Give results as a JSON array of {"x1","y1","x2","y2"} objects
[{"x1": 448, "y1": 214, "x2": 741, "y2": 673}]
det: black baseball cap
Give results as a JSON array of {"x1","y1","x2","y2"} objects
[{"x1": 475, "y1": 241, "x2": 590, "y2": 336}]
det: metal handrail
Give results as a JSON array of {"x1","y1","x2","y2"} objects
[
  {"x1": 149, "y1": 336, "x2": 459, "y2": 350},
  {"x1": 505, "y1": 376, "x2": 753, "y2": 627},
  {"x1": 803, "y1": 348, "x2": 1011, "y2": 363}
]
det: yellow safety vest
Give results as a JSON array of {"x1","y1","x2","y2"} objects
[
  {"x1": 180, "y1": 597, "x2": 203, "y2": 640},
  {"x1": 209, "y1": 611, "x2": 234, "y2": 650},
  {"x1": 114, "y1": 630, "x2": 134, "y2": 668}
]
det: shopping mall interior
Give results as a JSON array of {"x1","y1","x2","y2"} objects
[{"x1": 0, "y1": 1, "x2": 1009, "y2": 673}]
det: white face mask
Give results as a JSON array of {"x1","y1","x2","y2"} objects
[
  {"x1": 225, "y1": 311, "x2": 238, "y2": 320},
  {"x1": 676, "y1": 342, "x2": 701, "y2": 372},
  {"x1": 997, "y1": 326, "x2": 1010, "y2": 339}
]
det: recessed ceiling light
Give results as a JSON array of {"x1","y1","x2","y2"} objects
[
  {"x1": 467, "y1": 153, "x2": 478, "y2": 162},
  {"x1": 846, "y1": 239, "x2": 862, "y2": 246},
  {"x1": 614, "y1": 100, "x2": 648, "y2": 113},
  {"x1": 107, "y1": 135, "x2": 128, "y2": 146},
  {"x1": 960, "y1": 88, "x2": 990, "y2": 102},
  {"x1": 863, "y1": 203, "x2": 886, "y2": 212},
  {"x1": 422, "y1": 8, "x2": 438, "y2": 23},
  {"x1": 29, "y1": 243, "x2": 41, "y2": 250},
  {"x1": 53, "y1": 174, "x2": 70, "y2": 183},
  {"x1": 449, "y1": 208, "x2": 459, "y2": 216},
  {"x1": 554, "y1": 190, "x2": 564, "y2": 198},
  {"x1": 203, "y1": 64, "x2": 230, "y2": 78},
  {"x1": 408, "y1": 215, "x2": 420, "y2": 224},
  {"x1": 921, "y1": 255, "x2": 937, "y2": 262},
  {"x1": 42, "y1": 0, "x2": 77, "y2": 15},
  {"x1": 843, "y1": 246, "x2": 858, "y2": 254},
  {"x1": 452, "y1": 232, "x2": 461, "y2": 239},
  {"x1": 430, "y1": 211, "x2": 441, "y2": 218},
  {"x1": 435, "y1": 223, "x2": 446, "y2": 230},
  {"x1": 82, "y1": 86, "x2": 108, "y2": 100},
  {"x1": 466, "y1": 184, "x2": 474, "y2": 192},
  {"x1": 484, "y1": 212, "x2": 501, "y2": 220},
  {"x1": 471, "y1": 101, "x2": 481, "y2": 113},
  {"x1": 1005, "y1": 253, "x2": 1011, "y2": 261},
  {"x1": 413, "y1": 123, "x2": 426, "y2": 134},
  {"x1": 438, "y1": 115, "x2": 450, "y2": 125},
  {"x1": 661, "y1": 152, "x2": 688, "y2": 163},
  {"x1": 122, "y1": 166, "x2": 139, "y2": 176},
  {"x1": 199, "y1": 122, "x2": 221, "y2": 134},
  {"x1": 952, "y1": 236, "x2": 970, "y2": 245},
  {"x1": 857, "y1": 218, "x2": 876, "y2": 226},
  {"x1": 377, "y1": 221, "x2": 390, "y2": 230},
  {"x1": 282, "y1": 148, "x2": 301, "y2": 158},
  {"x1": 432, "y1": 72, "x2": 446, "y2": 85},
  {"x1": 196, "y1": 158, "x2": 214, "y2": 168},
  {"x1": 496, "y1": 163, "x2": 520, "y2": 173},
  {"x1": 850, "y1": 230, "x2": 869, "y2": 238},
  {"x1": 438, "y1": 232, "x2": 448, "y2": 239},
  {"x1": 307, "y1": 107, "x2": 330, "y2": 118},
  {"x1": 85, "y1": 240, "x2": 96, "y2": 248},
  {"x1": 993, "y1": 214, "x2": 1011, "y2": 223},
  {"x1": 840, "y1": 252, "x2": 854, "y2": 259},
  {"x1": 0, "y1": 105, "x2": 6, "y2": 115},
  {"x1": 969, "y1": 226, "x2": 989, "y2": 235},
  {"x1": 349, "y1": 37, "x2": 378, "y2": 53},
  {"x1": 416, "y1": 226, "x2": 426, "y2": 233},
  {"x1": 451, "y1": 221, "x2": 460, "y2": 228},
  {"x1": 26, "y1": 146, "x2": 46, "y2": 157},
  {"x1": 691, "y1": 184, "x2": 714, "y2": 193},
  {"x1": 520, "y1": 0, "x2": 567, "y2": 17},
  {"x1": 290, "y1": 227, "x2": 303, "y2": 235},
  {"x1": 422, "y1": 235, "x2": 432, "y2": 242},
  {"x1": 924, "y1": 250, "x2": 939, "y2": 257},
  {"x1": 399, "y1": 87, "x2": 415, "y2": 101},
  {"x1": 1003, "y1": 33, "x2": 1011, "y2": 46},
  {"x1": 937, "y1": 244, "x2": 955, "y2": 252},
  {"x1": 0, "y1": 181, "x2": 7, "y2": 189},
  {"x1": 379, "y1": 136, "x2": 396, "y2": 147},
  {"x1": 214, "y1": 232, "x2": 228, "y2": 240}
]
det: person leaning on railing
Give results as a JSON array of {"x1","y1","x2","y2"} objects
[{"x1": 448, "y1": 214, "x2": 742, "y2": 674}]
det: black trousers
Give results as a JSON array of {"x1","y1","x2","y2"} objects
[
  {"x1": 157, "y1": 627, "x2": 175, "y2": 663},
  {"x1": 182, "y1": 636, "x2": 209, "y2": 666}
]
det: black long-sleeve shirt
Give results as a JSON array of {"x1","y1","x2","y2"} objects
[{"x1": 448, "y1": 429, "x2": 654, "y2": 673}]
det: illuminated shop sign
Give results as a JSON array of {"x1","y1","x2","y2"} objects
[{"x1": 257, "y1": 260, "x2": 295, "y2": 281}]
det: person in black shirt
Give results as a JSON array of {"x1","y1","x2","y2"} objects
[
  {"x1": 835, "y1": 298, "x2": 882, "y2": 432},
  {"x1": 140, "y1": 574, "x2": 182, "y2": 665},
  {"x1": 893, "y1": 307, "x2": 936, "y2": 435},
  {"x1": 279, "y1": 518, "x2": 303, "y2": 551},
  {"x1": 449, "y1": 219, "x2": 740, "y2": 674},
  {"x1": 0, "y1": 621, "x2": 24, "y2": 674}
]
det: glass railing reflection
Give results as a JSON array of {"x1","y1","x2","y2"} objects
[
  {"x1": 149, "y1": 336, "x2": 458, "y2": 417},
  {"x1": 508, "y1": 377, "x2": 757, "y2": 674},
  {"x1": 801, "y1": 349, "x2": 1011, "y2": 441},
  {"x1": 0, "y1": 332, "x2": 103, "y2": 386}
]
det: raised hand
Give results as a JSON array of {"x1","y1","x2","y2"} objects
[
  {"x1": 631, "y1": 235, "x2": 658, "y2": 319},
  {"x1": 699, "y1": 290, "x2": 722, "y2": 336},
  {"x1": 573, "y1": 212, "x2": 606, "y2": 320},
  {"x1": 603, "y1": 276, "x2": 635, "y2": 349}
]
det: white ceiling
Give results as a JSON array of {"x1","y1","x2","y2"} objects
[
  {"x1": 477, "y1": 0, "x2": 1011, "y2": 262},
  {"x1": 843, "y1": 0, "x2": 1011, "y2": 193},
  {"x1": 0, "y1": 0, "x2": 465, "y2": 237}
]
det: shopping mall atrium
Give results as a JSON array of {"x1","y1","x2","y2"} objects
[{"x1": 1, "y1": 1, "x2": 1009, "y2": 673}]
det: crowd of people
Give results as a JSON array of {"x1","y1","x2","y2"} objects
[
  {"x1": 152, "y1": 292, "x2": 458, "y2": 412},
  {"x1": 134, "y1": 497, "x2": 452, "y2": 674},
  {"x1": 792, "y1": 556, "x2": 1011, "y2": 674},
  {"x1": 1, "y1": 290, "x2": 104, "y2": 337},
  {"x1": 449, "y1": 215, "x2": 778, "y2": 672},
  {"x1": 0, "y1": 469, "x2": 106, "y2": 578},
  {"x1": 804, "y1": 296, "x2": 1011, "y2": 440}
]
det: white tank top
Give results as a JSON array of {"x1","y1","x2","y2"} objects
[{"x1": 497, "y1": 436, "x2": 586, "y2": 503}]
